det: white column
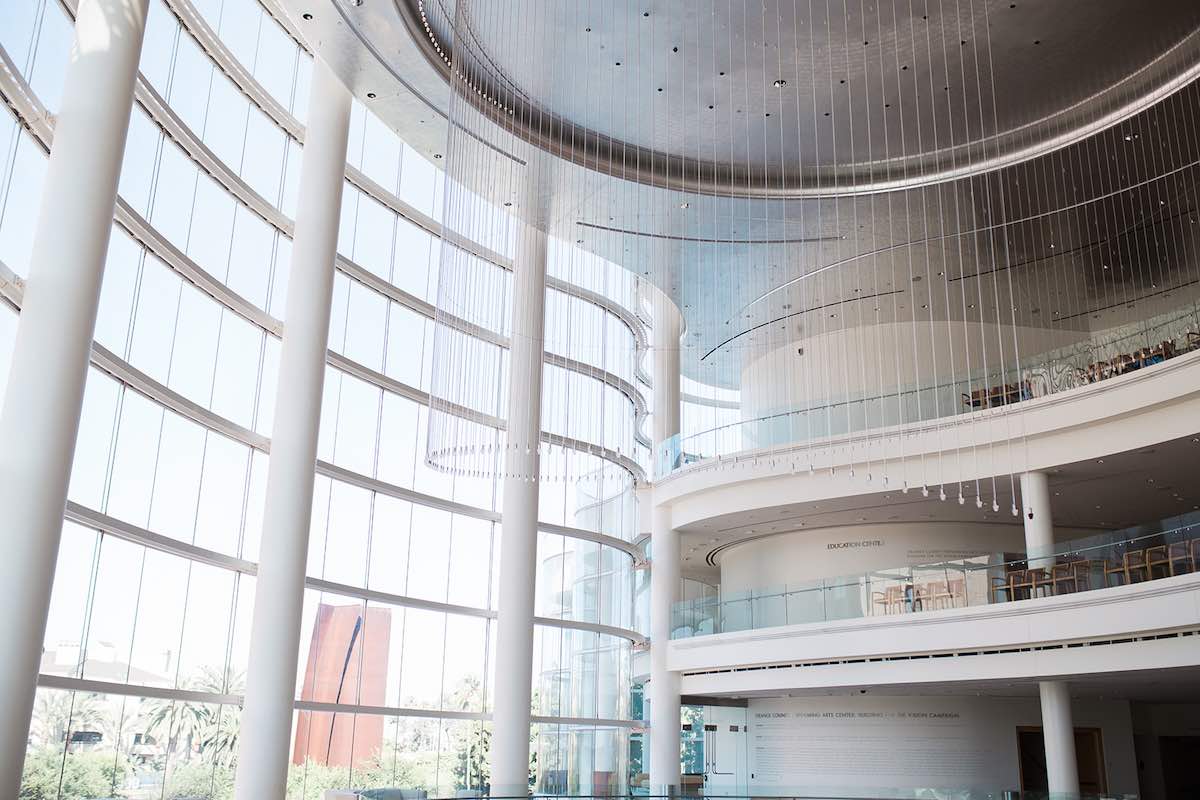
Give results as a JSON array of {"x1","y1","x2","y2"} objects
[
  {"x1": 0, "y1": 0, "x2": 148, "y2": 792},
  {"x1": 651, "y1": 297, "x2": 682, "y2": 459},
  {"x1": 1021, "y1": 471, "x2": 1055, "y2": 568},
  {"x1": 649, "y1": 293, "x2": 682, "y2": 793},
  {"x1": 1023, "y1": 475, "x2": 1077, "y2": 794},
  {"x1": 489, "y1": 224, "x2": 547, "y2": 796},
  {"x1": 232, "y1": 59, "x2": 351, "y2": 800},
  {"x1": 1039, "y1": 680, "x2": 1080, "y2": 798},
  {"x1": 649, "y1": 506, "x2": 682, "y2": 793}
]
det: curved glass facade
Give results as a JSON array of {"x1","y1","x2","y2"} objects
[{"x1": 0, "y1": 0, "x2": 645, "y2": 797}]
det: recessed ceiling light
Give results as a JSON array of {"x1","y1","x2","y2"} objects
[{"x1": 773, "y1": 79, "x2": 787, "y2": 88}]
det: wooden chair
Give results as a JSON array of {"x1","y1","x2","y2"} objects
[
  {"x1": 923, "y1": 581, "x2": 956, "y2": 610},
  {"x1": 871, "y1": 589, "x2": 891, "y2": 615},
  {"x1": 1146, "y1": 545, "x2": 1171, "y2": 579},
  {"x1": 1006, "y1": 569, "x2": 1046, "y2": 601},
  {"x1": 1050, "y1": 563, "x2": 1078, "y2": 594},
  {"x1": 871, "y1": 586, "x2": 906, "y2": 615},
  {"x1": 1103, "y1": 559, "x2": 1127, "y2": 587},
  {"x1": 947, "y1": 578, "x2": 966, "y2": 608},
  {"x1": 1164, "y1": 542, "x2": 1191, "y2": 576},
  {"x1": 1124, "y1": 549, "x2": 1151, "y2": 583},
  {"x1": 1069, "y1": 559, "x2": 1094, "y2": 591}
]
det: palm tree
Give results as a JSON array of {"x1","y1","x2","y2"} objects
[
  {"x1": 139, "y1": 665, "x2": 245, "y2": 763},
  {"x1": 30, "y1": 691, "x2": 110, "y2": 748}
]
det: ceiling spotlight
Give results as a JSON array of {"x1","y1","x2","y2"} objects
[
  {"x1": 680, "y1": 202, "x2": 690, "y2": 209},
  {"x1": 773, "y1": 79, "x2": 787, "y2": 88}
]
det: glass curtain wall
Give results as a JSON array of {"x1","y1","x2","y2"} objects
[{"x1": 0, "y1": 0, "x2": 646, "y2": 797}]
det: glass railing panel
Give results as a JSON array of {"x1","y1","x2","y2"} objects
[
  {"x1": 823, "y1": 573, "x2": 868, "y2": 621},
  {"x1": 783, "y1": 579, "x2": 826, "y2": 626},
  {"x1": 719, "y1": 590, "x2": 753, "y2": 634},
  {"x1": 962, "y1": 555, "x2": 1000, "y2": 608},
  {"x1": 750, "y1": 585, "x2": 788, "y2": 630}
]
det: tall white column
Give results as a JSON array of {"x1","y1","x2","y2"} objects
[
  {"x1": 233, "y1": 59, "x2": 351, "y2": 800},
  {"x1": 651, "y1": 297, "x2": 682, "y2": 460},
  {"x1": 0, "y1": 0, "x2": 148, "y2": 792},
  {"x1": 1039, "y1": 680, "x2": 1080, "y2": 798},
  {"x1": 489, "y1": 224, "x2": 547, "y2": 796},
  {"x1": 649, "y1": 507, "x2": 682, "y2": 793},
  {"x1": 1024, "y1": 476, "x2": 1077, "y2": 795},
  {"x1": 649, "y1": 292, "x2": 682, "y2": 793},
  {"x1": 1021, "y1": 471, "x2": 1055, "y2": 568}
]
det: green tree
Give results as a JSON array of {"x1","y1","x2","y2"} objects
[
  {"x1": 19, "y1": 747, "x2": 127, "y2": 800},
  {"x1": 164, "y1": 760, "x2": 235, "y2": 800}
]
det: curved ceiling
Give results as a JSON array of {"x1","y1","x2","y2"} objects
[{"x1": 407, "y1": 0, "x2": 1200, "y2": 193}]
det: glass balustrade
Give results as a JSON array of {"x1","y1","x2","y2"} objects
[{"x1": 670, "y1": 521, "x2": 1200, "y2": 640}]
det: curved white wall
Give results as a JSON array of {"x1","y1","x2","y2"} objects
[
  {"x1": 739, "y1": 320, "x2": 1086, "y2": 421},
  {"x1": 718, "y1": 521, "x2": 1029, "y2": 592}
]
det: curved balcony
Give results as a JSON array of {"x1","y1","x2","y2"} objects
[
  {"x1": 671, "y1": 522, "x2": 1199, "y2": 641},
  {"x1": 659, "y1": 303, "x2": 1200, "y2": 480}
]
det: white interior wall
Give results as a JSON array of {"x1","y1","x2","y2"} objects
[
  {"x1": 718, "y1": 521, "x2": 1030, "y2": 591},
  {"x1": 739, "y1": 320, "x2": 1087, "y2": 420},
  {"x1": 742, "y1": 694, "x2": 1138, "y2": 795}
]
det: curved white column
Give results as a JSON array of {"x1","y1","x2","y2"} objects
[
  {"x1": 232, "y1": 59, "x2": 351, "y2": 800},
  {"x1": 489, "y1": 224, "x2": 547, "y2": 796},
  {"x1": 1021, "y1": 471, "x2": 1055, "y2": 568},
  {"x1": 1039, "y1": 680, "x2": 1080, "y2": 798},
  {"x1": 649, "y1": 292, "x2": 682, "y2": 792},
  {"x1": 0, "y1": 0, "x2": 148, "y2": 793}
]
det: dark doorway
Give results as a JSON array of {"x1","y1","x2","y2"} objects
[
  {"x1": 1017, "y1": 727, "x2": 1108, "y2": 794},
  {"x1": 1159, "y1": 736, "x2": 1200, "y2": 799}
]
